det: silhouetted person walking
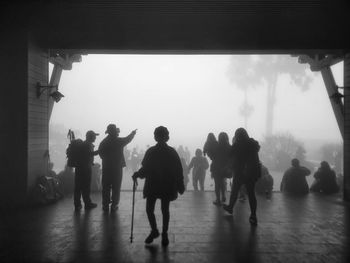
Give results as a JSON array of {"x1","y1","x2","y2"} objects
[
  {"x1": 223, "y1": 128, "x2": 261, "y2": 226},
  {"x1": 74, "y1": 130, "x2": 99, "y2": 210},
  {"x1": 98, "y1": 124, "x2": 137, "y2": 212},
  {"x1": 280, "y1": 158, "x2": 310, "y2": 195},
  {"x1": 211, "y1": 132, "x2": 230, "y2": 205},
  {"x1": 188, "y1": 149, "x2": 209, "y2": 191},
  {"x1": 133, "y1": 126, "x2": 185, "y2": 246},
  {"x1": 310, "y1": 161, "x2": 339, "y2": 194}
]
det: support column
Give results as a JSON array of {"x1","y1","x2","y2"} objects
[
  {"x1": 321, "y1": 67, "x2": 344, "y2": 139},
  {"x1": 344, "y1": 54, "x2": 350, "y2": 200}
]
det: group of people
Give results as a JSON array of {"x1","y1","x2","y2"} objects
[
  {"x1": 69, "y1": 123, "x2": 341, "y2": 247},
  {"x1": 280, "y1": 158, "x2": 340, "y2": 195},
  {"x1": 203, "y1": 129, "x2": 262, "y2": 225},
  {"x1": 73, "y1": 124, "x2": 137, "y2": 211}
]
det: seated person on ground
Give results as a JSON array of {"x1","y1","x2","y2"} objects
[
  {"x1": 310, "y1": 161, "x2": 339, "y2": 194},
  {"x1": 255, "y1": 164, "x2": 274, "y2": 196},
  {"x1": 280, "y1": 158, "x2": 310, "y2": 195}
]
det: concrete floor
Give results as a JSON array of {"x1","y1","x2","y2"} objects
[{"x1": 0, "y1": 191, "x2": 349, "y2": 263}]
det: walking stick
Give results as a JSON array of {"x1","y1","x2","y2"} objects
[{"x1": 130, "y1": 178, "x2": 137, "y2": 243}]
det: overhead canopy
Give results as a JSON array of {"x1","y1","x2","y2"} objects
[{"x1": 1, "y1": 0, "x2": 349, "y2": 52}]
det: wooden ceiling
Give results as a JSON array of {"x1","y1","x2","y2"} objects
[{"x1": 1, "y1": 0, "x2": 349, "y2": 53}]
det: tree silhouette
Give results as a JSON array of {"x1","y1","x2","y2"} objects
[{"x1": 227, "y1": 55, "x2": 313, "y2": 135}]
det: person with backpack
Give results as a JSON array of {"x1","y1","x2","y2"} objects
[
  {"x1": 98, "y1": 124, "x2": 137, "y2": 212},
  {"x1": 74, "y1": 130, "x2": 99, "y2": 210},
  {"x1": 223, "y1": 128, "x2": 261, "y2": 226},
  {"x1": 132, "y1": 126, "x2": 185, "y2": 246}
]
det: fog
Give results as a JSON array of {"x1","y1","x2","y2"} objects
[{"x1": 49, "y1": 55, "x2": 343, "y2": 189}]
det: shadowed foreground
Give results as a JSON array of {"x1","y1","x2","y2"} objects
[{"x1": 1, "y1": 191, "x2": 349, "y2": 263}]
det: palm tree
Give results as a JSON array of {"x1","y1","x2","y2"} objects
[{"x1": 227, "y1": 55, "x2": 313, "y2": 135}]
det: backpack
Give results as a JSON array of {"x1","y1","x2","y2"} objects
[
  {"x1": 66, "y1": 129, "x2": 84, "y2": 168},
  {"x1": 66, "y1": 138, "x2": 84, "y2": 167}
]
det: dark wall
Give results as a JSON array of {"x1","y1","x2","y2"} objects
[
  {"x1": 27, "y1": 39, "x2": 49, "y2": 189},
  {"x1": 0, "y1": 32, "x2": 29, "y2": 207}
]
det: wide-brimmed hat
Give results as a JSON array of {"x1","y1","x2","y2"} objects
[{"x1": 105, "y1": 124, "x2": 119, "y2": 134}]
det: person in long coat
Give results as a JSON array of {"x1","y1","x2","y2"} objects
[
  {"x1": 223, "y1": 128, "x2": 261, "y2": 226},
  {"x1": 133, "y1": 126, "x2": 185, "y2": 246}
]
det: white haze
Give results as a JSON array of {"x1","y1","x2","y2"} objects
[{"x1": 50, "y1": 55, "x2": 343, "y2": 170}]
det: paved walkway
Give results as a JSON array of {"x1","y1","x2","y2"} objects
[{"x1": 1, "y1": 191, "x2": 349, "y2": 263}]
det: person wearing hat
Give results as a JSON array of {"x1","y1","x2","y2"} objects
[
  {"x1": 132, "y1": 126, "x2": 185, "y2": 246},
  {"x1": 98, "y1": 124, "x2": 137, "y2": 212},
  {"x1": 74, "y1": 130, "x2": 99, "y2": 210}
]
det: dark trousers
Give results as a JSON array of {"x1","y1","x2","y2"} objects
[
  {"x1": 102, "y1": 167, "x2": 123, "y2": 208},
  {"x1": 193, "y1": 173, "x2": 205, "y2": 191},
  {"x1": 213, "y1": 176, "x2": 226, "y2": 201},
  {"x1": 146, "y1": 197, "x2": 170, "y2": 234},
  {"x1": 229, "y1": 178, "x2": 257, "y2": 216},
  {"x1": 74, "y1": 166, "x2": 92, "y2": 206}
]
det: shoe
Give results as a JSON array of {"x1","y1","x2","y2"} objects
[
  {"x1": 222, "y1": 204, "x2": 233, "y2": 214},
  {"x1": 249, "y1": 215, "x2": 258, "y2": 226},
  {"x1": 145, "y1": 229, "x2": 160, "y2": 244},
  {"x1": 213, "y1": 200, "x2": 221, "y2": 206},
  {"x1": 110, "y1": 205, "x2": 118, "y2": 212},
  {"x1": 85, "y1": 203, "x2": 97, "y2": 209},
  {"x1": 75, "y1": 205, "x2": 82, "y2": 211},
  {"x1": 161, "y1": 233, "x2": 169, "y2": 247}
]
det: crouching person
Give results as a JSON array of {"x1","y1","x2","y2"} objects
[{"x1": 132, "y1": 126, "x2": 185, "y2": 246}]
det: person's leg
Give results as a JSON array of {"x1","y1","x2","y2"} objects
[
  {"x1": 246, "y1": 181, "x2": 257, "y2": 225},
  {"x1": 102, "y1": 174, "x2": 111, "y2": 210},
  {"x1": 145, "y1": 197, "x2": 160, "y2": 243},
  {"x1": 161, "y1": 198, "x2": 171, "y2": 246},
  {"x1": 160, "y1": 198, "x2": 170, "y2": 233},
  {"x1": 220, "y1": 178, "x2": 226, "y2": 202},
  {"x1": 146, "y1": 197, "x2": 158, "y2": 231},
  {"x1": 199, "y1": 174, "x2": 205, "y2": 191},
  {"x1": 111, "y1": 167, "x2": 123, "y2": 209},
  {"x1": 192, "y1": 173, "x2": 198, "y2": 191},
  {"x1": 213, "y1": 176, "x2": 221, "y2": 204},
  {"x1": 223, "y1": 179, "x2": 242, "y2": 213},
  {"x1": 82, "y1": 167, "x2": 93, "y2": 206},
  {"x1": 74, "y1": 170, "x2": 82, "y2": 208}
]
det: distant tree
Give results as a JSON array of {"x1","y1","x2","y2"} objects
[
  {"x1": 260, "y1": 133, "x2": 306, "y2": 172},
  {"x1": 227, "y1": 55, "x2": 313, "y2": 135}
]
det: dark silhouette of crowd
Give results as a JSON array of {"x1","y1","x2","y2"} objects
[{"x1": 43, "y1": 122, "x2": 344, "y2": 248}]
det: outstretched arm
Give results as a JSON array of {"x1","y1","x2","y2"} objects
[{"x1": 122, "y1": 129, "x2": 137, "y2": 146}]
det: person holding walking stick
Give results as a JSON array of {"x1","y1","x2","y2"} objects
[{"x1": 132, "y1": 126, "x2": 185, "y2": 246}]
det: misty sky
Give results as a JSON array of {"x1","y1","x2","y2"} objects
[{"x1": 50, "y1": 55, "x2": 343, "y2": 156}]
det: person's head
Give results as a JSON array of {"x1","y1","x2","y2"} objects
[
  {"x1": 105, "y1": 124, "x2": 120, "y2": 137},
  {"x1": 320, "y1": 161, "x2": 331, "y2": 170},
  {"x1": 218, "y1": 132, "x2": 229, "y2": 145},
  {"x1": 154, "y1": 126, "x2": 169, "y2": 143},
  {"x1": 86, "y1": 130, "x2": 99, "y2": 142},
  {"x1": 291, "y1": 158, "x2": 300, "y2": 167},
  {"x1": 207, "y1": 133, "x2": 216, "y2": 142},
  {"x1": 195, "y1": 148, "x2": 203, "y2": 157},
  {"x1": 234, "y1": 128, "x2": 249, "y2": 142}
]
